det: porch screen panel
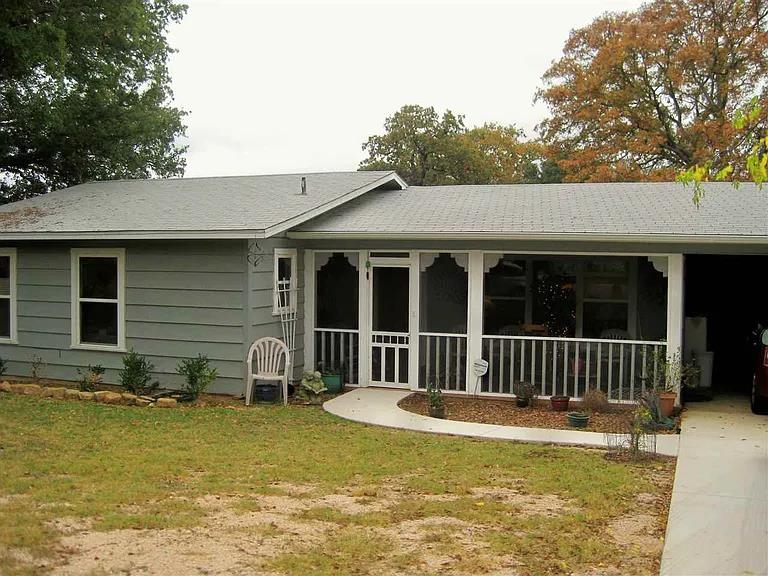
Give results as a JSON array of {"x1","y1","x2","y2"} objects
[
  {"x1": 483, "y1": 254, "x2": 527, "y2": 336},
  {"x1": 418, "y1": 253, "x2": 468, "y2": 391},
  {"x1": 532, "y1": 259, "x2": 577, "y2": 337},
  {"x1": 582, "y1": 258, "x2": 629, "y2": 338},
  {"x1": 315, "y1": 252, "x2": 359, "y2": 384}
]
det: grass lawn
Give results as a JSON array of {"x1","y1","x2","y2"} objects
[{"x1": 0, "y1": 393, "x2": 674, "y2": 576}]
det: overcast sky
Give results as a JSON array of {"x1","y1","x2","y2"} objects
[{"x1": 167, "y1": 0, "x2": 645, "y2": 178}]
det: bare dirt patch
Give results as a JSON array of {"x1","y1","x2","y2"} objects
[
  {"x1": 43, "y1": 483, "x2": 578, "y2": 576},
  {"x1": 398, "y1": 393, "x2": 680, "y2": 434}
]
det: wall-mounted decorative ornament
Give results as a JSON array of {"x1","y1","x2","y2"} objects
[{"x1": 247, "y1": 241, "x2": 264, "y2": 269}]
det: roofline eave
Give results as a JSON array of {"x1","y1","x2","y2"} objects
[
  {"x1": 286, "y1": 230, "x2": 768, "y2": 245},
  {"x1": 0, "y1": 229, "x2": 267, "y2": 241}
]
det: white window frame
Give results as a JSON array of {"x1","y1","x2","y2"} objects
[
  {"x1": 71, "y1": 248, "x2": 126, "y2": 351},
  {"x1": 273, "y1": 248, "x2": 298, "y2": 315},
  {"x1": 0, "y1": 248, "x2": 18, "y2": 344}
]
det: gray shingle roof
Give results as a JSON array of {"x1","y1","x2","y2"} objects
[
  {"x1": 294, "y1": 182, "x2": 768, "y2": 241},
  {"x1": 0, "y1": 171, "x2": 403, "y2": 239}
]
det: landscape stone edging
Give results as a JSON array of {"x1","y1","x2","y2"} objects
[{"x1": 0, "y1": 381, "x2": 177, "y2": 407}]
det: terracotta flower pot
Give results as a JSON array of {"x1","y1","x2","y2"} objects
[
  {"x1": 658, "y1": 392, "x2": 677, "y2": 417},
  {"x1": 550, "y1": 395, "x2": 570, "y2": 412}
]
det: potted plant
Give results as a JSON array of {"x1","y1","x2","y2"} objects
[
  {"x1": 513, "y1": 381, "x2": 536, "y2": 407},
  {"x1": 253, "y1": 382, "x2": 279, "y2": 403},
  {"x1": 566, "y1": 411, "x2": 590, "y2": 428},
  {"x1": 320, "y1": 366, "x2": 343, "y2": 394},
  {"x1": 644, "y1": 348, "x2": 698, "y2": 418},
  {"x1": 550, "y1": 395, "x2": 570, "y2": 411},
  {"x1": 299, "y1": 371, "x2": 327, "y2": 405},
  {"x1": 426, "y1": 381, "x2": 445, "y2": 419}
]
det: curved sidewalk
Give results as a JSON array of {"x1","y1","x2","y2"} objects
[{"x1": 323, "y1": 388, "x2": 679, "y2": 456}]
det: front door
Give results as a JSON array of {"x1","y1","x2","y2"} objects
[{"x1": 370, "y1": 265, "x2": 410, "y2": 387}]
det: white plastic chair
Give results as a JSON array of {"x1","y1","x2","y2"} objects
[{"x1": 245, "y1": 337, "x2": 291, "y2": 406}]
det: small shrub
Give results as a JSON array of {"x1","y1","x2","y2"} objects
[
  {"x1": 513, "y1": 381, "x2": 537, "y2": 401},
  {"x1": 0, "y1": 356, "x2": 6, "y2": 377},
  {"x1": 77, "y1": 364, "x2": 105, "y2": 392},
  {"x1": 426, "y1": 381, "x2": 444, "y2": 409},
  {"x1": 582, "y1": 387, "x2": 610, "y2": 413},
  {"x1": 176, "y1": 354, "x2": 217, "y2": 400},
  {"x1": 31, "y1": 354, "x2": 46, "y2": 382},
  {"x1": 119, "y1": 350, "x2": 158, "y2": 395}
]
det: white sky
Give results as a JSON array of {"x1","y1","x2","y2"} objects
[{"x1": 167, "y1": 0, "x2": 645, "y2": 177}]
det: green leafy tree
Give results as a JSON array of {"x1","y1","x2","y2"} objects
[
  {"x1": 359, "y1": 105, "x2": 467, "y2": 185},
  {"x1": 537, "y1": 0, "x2": 768, "y2": 183},
  {"x1": 0, "y1": 0, "x2": 188, "y2": 203},
  {"x1": 360, "y1": 105, "x2": 558, "y2": 185}
]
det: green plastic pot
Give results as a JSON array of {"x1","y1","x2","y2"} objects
[
  {"x1": 321, "y1": 373, "x2": 342, "y2": 394},
  {"x1": 566, "y1": 411, "x2": 590, "y2": 428}
]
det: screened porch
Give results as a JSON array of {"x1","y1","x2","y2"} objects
[{"x1": 305, "y1": 250, "x2": 673, "y2": 402}]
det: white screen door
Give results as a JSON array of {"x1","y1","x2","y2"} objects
[{"x1": 370, "y1": 265, "x2": 410, "y2": 387}]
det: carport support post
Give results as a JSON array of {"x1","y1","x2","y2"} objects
[{"x1": 666, "y1": 254, "x2": 685, "y2": 405}]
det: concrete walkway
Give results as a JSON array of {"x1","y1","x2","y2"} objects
[
  {"x1": 323, "y1": 387, "x2": 680, "y2": 456},
  {"x1": 660, "y1": 396, "x2": 768, "y2": 576}
]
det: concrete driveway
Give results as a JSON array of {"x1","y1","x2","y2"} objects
[{"x1": 660, "y1": 396, "x2": 768, "y2": 576}]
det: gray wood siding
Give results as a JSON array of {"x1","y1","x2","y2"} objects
[
  {"x1": 246, "y1": 238, "x2": 305, "y2": 378},
  {"x1": 0, "y1": 241, "x2": 250, "y2": 395}
]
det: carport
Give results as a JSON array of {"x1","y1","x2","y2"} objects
[{"x1": 685, "y1": 254, "x2": 768, "y2": 396}]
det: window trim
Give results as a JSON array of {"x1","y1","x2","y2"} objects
[
  {"x1": 273, "y1": 248, "x2": 298, "y2": 315},
  {"x1": 71, "y1": 248, "x2": 126, "y2": 351},
  {"x1": 0, "y1": 248, "x2": 18, "y2": 344}
]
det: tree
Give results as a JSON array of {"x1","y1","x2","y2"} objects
[
  {"x1": 359, "y1": 105, "x2": 466, "y2": 186},
  {"x1": 0, "y1": 0, "x2": 188, "y2": 203},
  {"x1": 537, "y1": 0, "x2": 768, "y2": 183},
  {"x1": 678, "y1": 98, "x2": 767, "y2": 202},
  {"x1": 360, "y1": 105, "x2": 557, "y2": 185}
]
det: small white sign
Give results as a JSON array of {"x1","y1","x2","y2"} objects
[{"x1": 472, "y1": 358, "x2": 489, "y2": 378}]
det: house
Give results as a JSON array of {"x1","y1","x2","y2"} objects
[{"x1": 0, "y1": 173, "x2": 766, "y2": 403}]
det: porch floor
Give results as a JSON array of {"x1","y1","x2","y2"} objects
[
  {"x1": 322, "y1": 388, "x2": 680, "y2": 456},
  {"x1": 660, "y1": 395, "x2": 768, "y2": 576}
]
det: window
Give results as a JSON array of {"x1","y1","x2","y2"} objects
[
  {"x1": 71, "y1": 249, "x2": 125, "y2": 349},
  {"x1": 0, "y1": 249, "x2": 17, "y2": 342},
  {"x1": 273, "y1": 248, "x2": 297, "y2": 314}
]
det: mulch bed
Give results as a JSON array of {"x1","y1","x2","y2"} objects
[{"x1": 399, "y1": 393, "x2": 679, "y2": 434}]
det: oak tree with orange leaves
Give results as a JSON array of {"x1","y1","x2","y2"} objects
[{"x1": 537, "y1": 0, "x2": 768, "y2": 183}]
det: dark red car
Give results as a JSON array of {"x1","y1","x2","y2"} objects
[{"x1": 752, "y1": 327, "x2": 768, "y2": 415}]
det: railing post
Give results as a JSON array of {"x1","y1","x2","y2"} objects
[{"x1": 466, "y1": 251, "x2": 484, "y2": 394}]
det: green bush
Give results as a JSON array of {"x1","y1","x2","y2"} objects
[
  {"x1": 119, "y1": 350, "x2": 158, "y2": 395},
  {"x1": 0, "y1": 356, "x2": 6, "y2": 377},
  {"x1": 176, "y1": 354, "x2": 217, "y2": 400},
  {"x1": 77, "y1": 364, "x2": 105, "y2": 392}
]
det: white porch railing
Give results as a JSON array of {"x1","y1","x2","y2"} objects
[
  {"x1": 481, "y1": 335, "x2": 666, "y2": 401},
  {"x1": 419, "y1": 333, "x2": 467, "y2": 391},
  {"x1": 314, "y1": 328, "x2": 359, "y2": 385}
]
